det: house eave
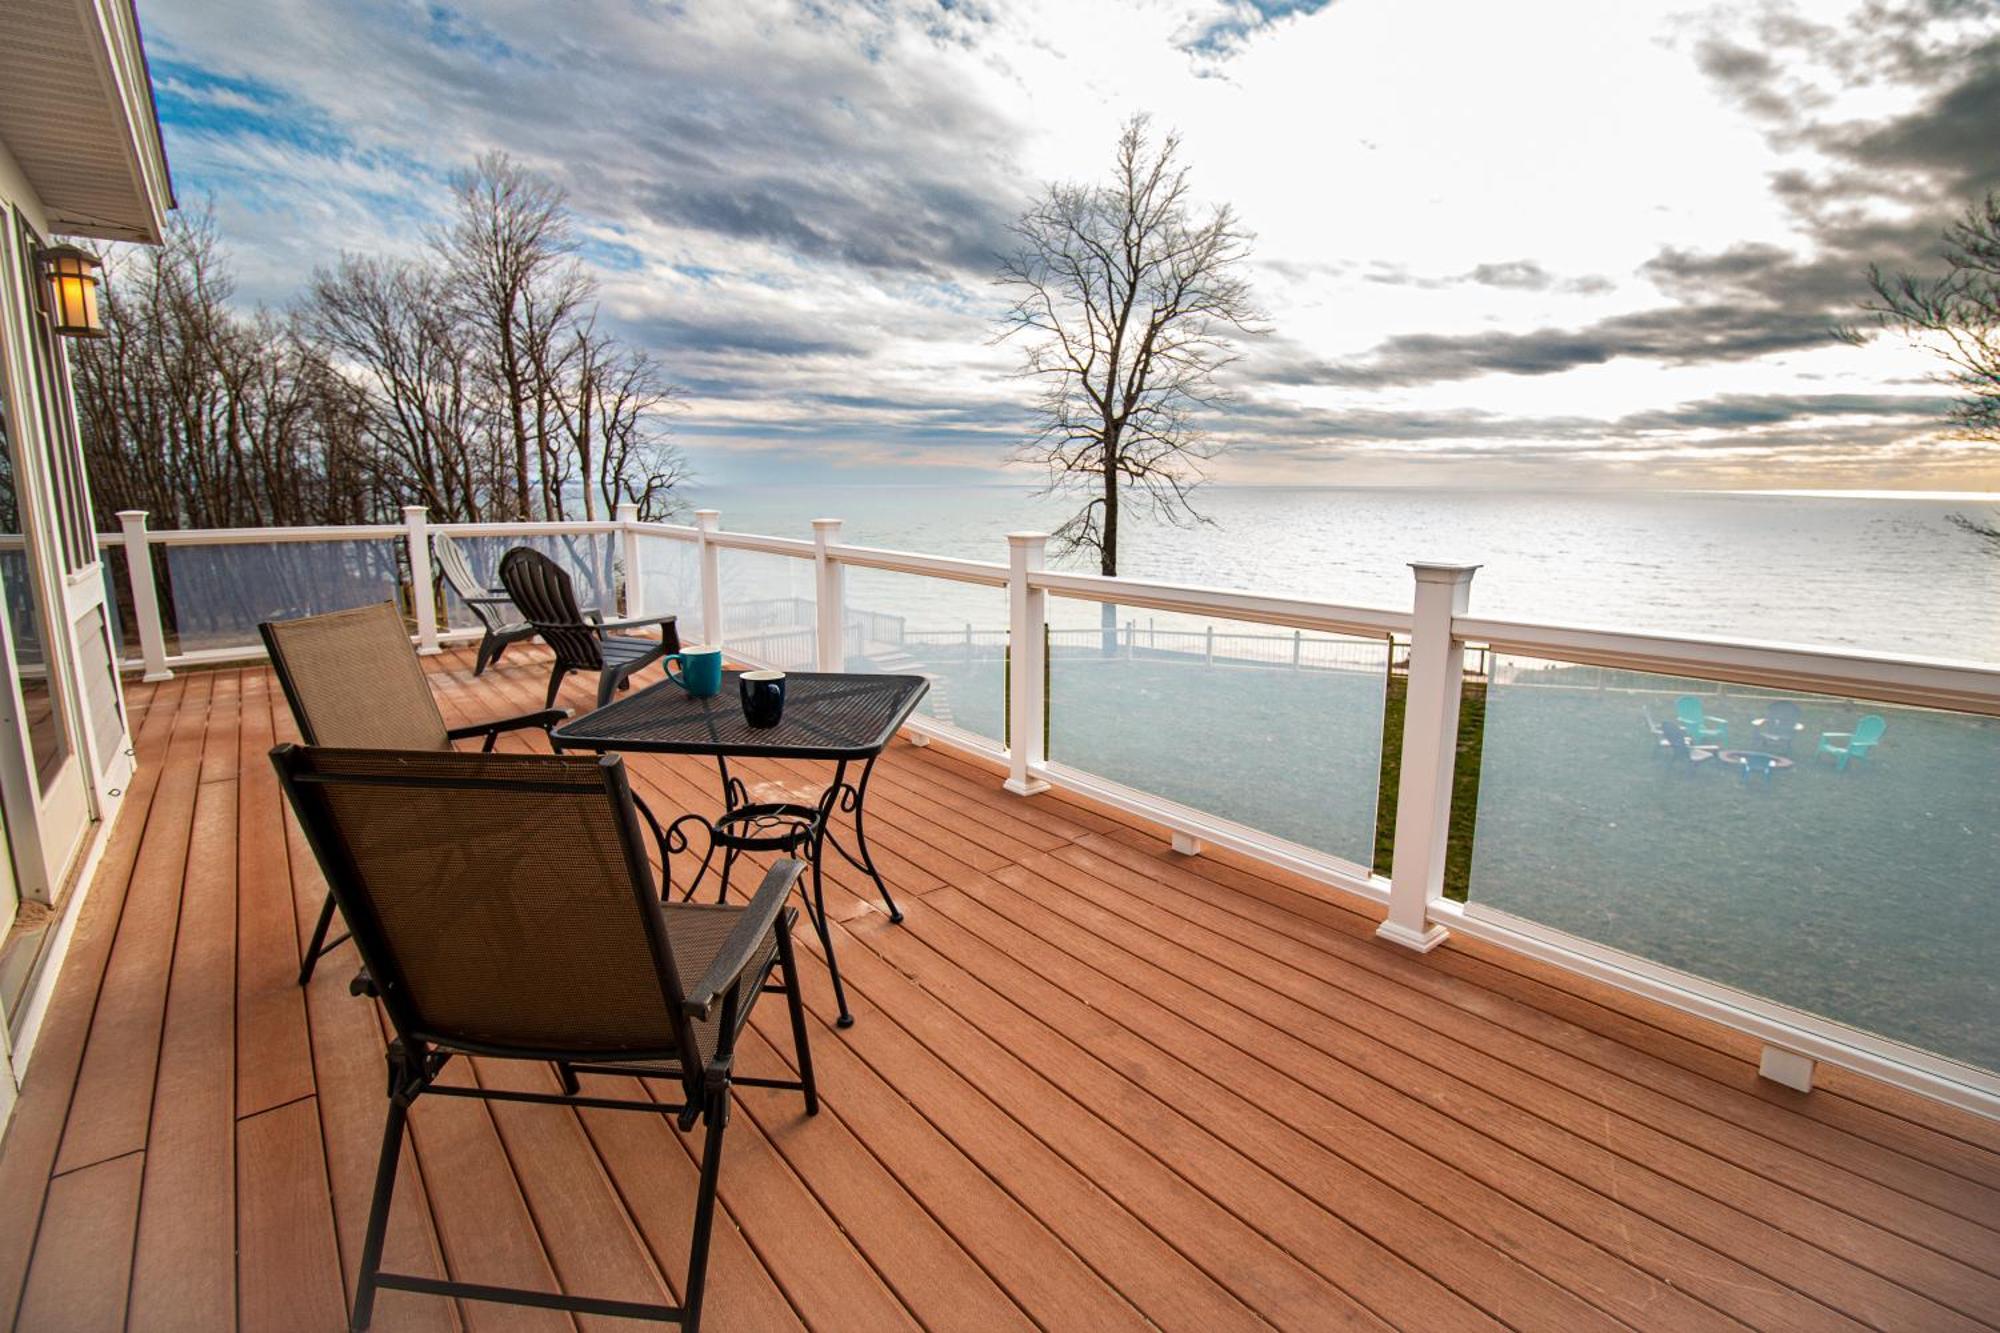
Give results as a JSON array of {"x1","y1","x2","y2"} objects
[{"x1": 0, "y1": 0, "x2": 176, "y2": 245}]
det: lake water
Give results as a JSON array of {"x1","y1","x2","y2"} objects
[
  {"x1": 649, "y1": 483, "x2": 2000, "y2": 1072},
  {"x1": 688, "y1": 484, "x2": 2000, "y2": 664}
]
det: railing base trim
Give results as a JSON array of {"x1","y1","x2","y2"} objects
[
  {"x1": 1760, "y1": 1045, "x2": 1816, "y2": 1093},
  {"x1": 1375, "y1": 919, "x2": 1450, "y2": 953},
  {"x1": 1002, "y1": 776, "x2": 1051, "y2": 796},
  {"x1": 1435, "y1": 899, "x2": 2000, "y2": 1121},
  {"x1": 1028, "y1": 760, "x2": 1388, "y2": 909}
]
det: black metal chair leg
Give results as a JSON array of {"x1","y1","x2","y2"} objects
[
  {"x1": 554, "y1": 1061, "x2": 581, "y2": 1097},
  {"x1": 596, "y1": 667, "x2": 621, "y2": 709},
  {"x1": 774, "y1": 920, "x2": 818, "y2": 1115},
  {"x1": 682, "y1": 1088, "x2": 730, "y2": 1333},
  {"x1": 300, "y1": 891, "x2": 339, "y2": 986},
  {"x1": 351, "y1": 1096, "x2": 410, "y2": 1331},
  {"x1": 544, "y1": 666, "x2": 568, "y2": 709},
  {"x1": 473, "y1": 633, "x2": 496, "y2": 677}
]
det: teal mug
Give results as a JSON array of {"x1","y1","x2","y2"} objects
[{"x1": 664, "y1": 644, "x2": 724, "y2": 697}]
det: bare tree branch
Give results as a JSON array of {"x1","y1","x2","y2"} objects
[{"x1": 1841, "y1": 191, "x2": 2000, "y2": 446}]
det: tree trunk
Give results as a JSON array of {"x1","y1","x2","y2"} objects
[{"x1": 1099, "y1": 445, "x2": 1119, "y2": 656}]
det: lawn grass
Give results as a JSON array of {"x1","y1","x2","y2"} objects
[{"x1": 1371, "y1": 674, "x2": 1487, "y2": 900}]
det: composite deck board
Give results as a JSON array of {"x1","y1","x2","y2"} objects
[
  {"x1": 0, "y1": 672, "x2": 184, "y2": 1321},
  {"x1": 1008, "y1": 849, "x2": 1986, "y2": 1330},
  {"x1": 0, "y1": 644, "x2": 1993, "y2": 1331},
  {"x1": 234, "y1": 670, "x2": 317, "y2": 1119},
  {"x1": 1092, "y1": 822, "x2": 2000, "y2": 1227},
  {"x1": 235, "y1": 1097, "x2": 350, "y2": 1332},
  {"x1": 127, "y1": 774, "x2": 239, "y2": 1329}
]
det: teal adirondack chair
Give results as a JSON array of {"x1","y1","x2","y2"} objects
[
  {"x1": 1818, "y1": 714, "x2": 1885, "y2": 771},
  {"x1": 1674, "y1": 695, "x2": 1727, "y2": 745}
]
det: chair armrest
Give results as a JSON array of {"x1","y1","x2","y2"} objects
[
  {"x1": 462, "y1": 593, "x2": 515, "y2": 609},
  {"x1": 596, "y1": 613, "x2": 676, "y2": 635},
  {"x1": 683, "y1": 859, "x2": 806, "y2": 1021},
  {"x1": 447, "y1": 708, "x2": 570, "y2": 743},
  {"x1": 1820, "y1": 732, "x2": 1852, "y2": 742}
]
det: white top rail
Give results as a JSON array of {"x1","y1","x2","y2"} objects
[
  {"x1": 1460, "y1": 616, "x2": 2000, "y2": 717},
  {"x1": 431, "y1": 520, "x2": 624, "y2": 538},
  {"x1": 701, "y1": 530, "x2": 818, "y2": 559},
  {"x1": 103, "y1": 523, "x2": 406, "y2": 546},
  {"x1": 100, "y1": 519, "x2": 626, "y2": 546},
  {"x1": 823, "y1": 542, "x2": 1009, "y2": 588},
  {"x1": 1028, "y1": 568, "x2": 1412, "y2": 639},
  {"x1": 629, "y1": 521, "x2": 701, "y2": 542}
]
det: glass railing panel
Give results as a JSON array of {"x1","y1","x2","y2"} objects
[
  {"x1": 161, "y1": 540, "x2": 405, "y2": 655},
  {"x1": 841, "y1": 568, "x2": 1006, "y2": 743},
  {"x1": 635, "y1": 534, "x2": 705, "y2": 642},
  {"x1": 1466, "y1": 655, "x2": 2000, "y2": 1072},
  {"x1": 98, "y1": 543, "x2": 142, "y2": 661},
  {"x1": 439, "y1": 532, "x2": 618, "y2": 633},
  {"x1": 718, "y1": 549, "x2": 815, "y2": 670},
  {"x1": 1047, "y1": 596, "x2": 1390, "y2": 866}
]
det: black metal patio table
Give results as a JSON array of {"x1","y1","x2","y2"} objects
[{"x1": 551, "y1": 670, "x2": 930, "y2": 1027}]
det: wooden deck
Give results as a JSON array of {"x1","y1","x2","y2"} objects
[{"x1": 2, "y1": 645, "x2": 1998, "y2": 1331}]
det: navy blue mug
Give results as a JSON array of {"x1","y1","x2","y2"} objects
[{"x1": 740, "y1": 670, "x2": 786, "y2": 728}]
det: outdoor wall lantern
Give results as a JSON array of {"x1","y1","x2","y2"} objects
[{"x1": 37, "y1": 245, "x2": 106, "y2": 338}]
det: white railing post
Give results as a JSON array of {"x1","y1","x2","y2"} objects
[
  {"x1": 616, "y1": 501, "x2": 644, "y2": 618},
  {"x1": 1380, "y1": 562, "x2": 1479, "y2": 952},
  {"x1": 812, "y1": 517, "x2": 844, "y2": 671},
  {"x1": 116, "y1": 510, "x2": 171, "y2": 682},
  {"x1": 695, "y1": 509, "x2": 723, "y2": 647},
  {"x1": 1005, "y1": 532, "x2": 1050, "y2": 795},
  {"x1": 402, "y1": 505, "x2": 439, "y2": 655}
]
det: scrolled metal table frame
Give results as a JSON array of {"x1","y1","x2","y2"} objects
[{"x1": 552, "y1": 671, "x2": 929, "y2": 1028}]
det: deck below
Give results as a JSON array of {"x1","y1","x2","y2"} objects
[{"x1": 2, "y1": 645, "x2": 1998, "y2": 1331}]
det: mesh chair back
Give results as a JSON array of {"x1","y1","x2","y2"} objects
[
  {"x1": 433, "y1": 533, "x2": 486, "y2": 603},
  {"x1": 499, "y1": 547, "x2": 604, "y2": 670},
  {"x1": 274, "y1": 746, "x2": 697, "y2": 1063},
  {"x1": 261, "y1": 602, "x2": 453, "y2": 751}
]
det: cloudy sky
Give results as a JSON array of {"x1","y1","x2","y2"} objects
[{"x1": 139, "y1": 0, "x2": 1999, "y2": 490}]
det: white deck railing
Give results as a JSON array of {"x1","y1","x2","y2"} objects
[{"x1": 100, "y1": 506, "x2": 2000, "y2": 1120}]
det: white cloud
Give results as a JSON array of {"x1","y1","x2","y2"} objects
[{"x1": 139, "y1": 0, "x2": 1999, "y2": 488}]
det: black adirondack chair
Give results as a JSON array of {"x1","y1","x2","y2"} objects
[
  {"x1": 270, "y1": 744, "x2": 814, "y2": 1331},
  {"x1": 498, "y1": 546, "x2": 679, "y2": 708}
]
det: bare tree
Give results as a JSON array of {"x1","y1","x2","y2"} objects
[
  {"x1": 300, "y1": 255, "x2": 497, "y2": 521},
  {"x1": 550, "y1": 321, "x2": 690, "y2": 520},
  {"x1": 997, "y1": 113, "x2": 1260, "y2": 643},
  {"x1": 75, "y1": 210, "x2": 382, "y2": 530},
  {"x1": 78, "y1": 162, "x2": 689, "y2": 542},
  {"x1": 1843, "y1": 191, "x2": 2000, "y2": 444},
  {"x1": 438, "y1": 152, "x2": 592, "y2": 520}
]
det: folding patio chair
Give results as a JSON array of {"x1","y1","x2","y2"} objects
[
  {"x1": 271, "y1": 744, "x2": 814, "y2": 1332},
  {"x1": 499, "y1": 545, "x2": 679, "y2": 708},
  {"x1": 260, "y1": 601, "x2": 568, "y2": 984}
]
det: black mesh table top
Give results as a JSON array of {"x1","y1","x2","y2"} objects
[{"x1": 552, "y1": 671, "x2": 930, "y2": 760}]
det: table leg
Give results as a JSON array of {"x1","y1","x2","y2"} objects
[
  {"x1": 808, "y1": 772, "x2": 856, "y2": 1028},
  {"x1": 822, "y1": 754, "x2": 903, "y2": 924}
]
